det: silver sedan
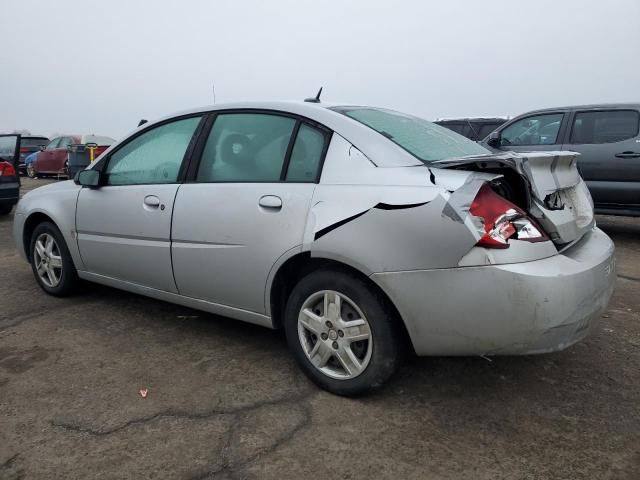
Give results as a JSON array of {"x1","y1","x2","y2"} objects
[{"x1": 13, "y1": 101, "x2": 616, "y2": 395}]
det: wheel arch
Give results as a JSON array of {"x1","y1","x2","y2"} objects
[
  {"x1": 268, "y1": 252, "x2": 415, "y2": 353},
  {"x1": 23, "y1": 211, "x2": 57, "y2": 262}
]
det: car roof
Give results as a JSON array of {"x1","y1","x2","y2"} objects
[
  {"x1": 435, "y1": 117, "x2": 509, "y2": 123},
  {"x1": 126, "y1": 101, "x2": 425, "y2": 168},
  {"x1": 521, "y1": 102, "x2": 640, "y2": 115}
]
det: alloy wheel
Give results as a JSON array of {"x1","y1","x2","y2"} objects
[
  {"x1": 297, "y1": 290, "x2": 373, "y2": 380},
  {"x1": 33, "y1": 233, "x2": 63, "y2": 287}
]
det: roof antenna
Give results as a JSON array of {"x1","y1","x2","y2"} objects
[{"x1": 304, "y1": 87, "x2": 323, "y2": 103}]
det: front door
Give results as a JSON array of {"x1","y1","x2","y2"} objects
[
  {"x1": 565, "y1": 109, "x2": 640, "y2": 208},
  {"x1": 172, "y1": 112, "x2": 330, "y2": 314},
  {"x1": 76, "y1": 116, "x2": 203, "y2": 292},
  {"x1": 36, "y1": 137, "x2": 60, "y2": 173}
]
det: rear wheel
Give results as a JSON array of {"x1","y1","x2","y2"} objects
[
  {"x1": 0, "y1": 204, "x2": 12, "y2": 215},
  {"x1": 29, "y1": 222, "x2": 79, "y2": 296},
  {"x1": 284, "y1": 269, "x2": 402, "y2": 396}
]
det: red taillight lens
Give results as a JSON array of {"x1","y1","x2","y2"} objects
[
  {"x1": 470, "y1": 184, "x2": 547, "y2": 249},
  {"x1": 0, "y1": 161, "x2": 17, "y2": 177},
  {"x1": 20, "y1": 147, "x2": 30, "y2": 153}
]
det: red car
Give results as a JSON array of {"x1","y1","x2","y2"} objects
[{"x1": 29, "y1": 134, "x2": 114, "y2": 178}]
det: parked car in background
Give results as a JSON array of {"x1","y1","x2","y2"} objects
[
  {"x1": 13, "y1": 102, "x2": 615, "y2": 395},
  {"x1": 17, "y1": 136, "x2": 49, "y2": 174},
  {"x1": 29, "y1": 134, "x2": 114, "y2": 178},
  {"x1": 0, "y1": 134, "x2": 21, "y2": 215},
  {"x1": 435, "y1": 117, "x2": 508, "y2": 141},
  {"x1": 483, "y1": 103, "x2": 640, "y2": 216}
]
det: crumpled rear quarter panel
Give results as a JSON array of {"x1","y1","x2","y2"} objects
[{"x1": 371, "y1": 227, "x2": 615, "y2": 355}]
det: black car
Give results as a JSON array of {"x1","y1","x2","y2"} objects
[
  {"x1": 435, "y1": 117, "x2": 508, "y2": 141},
  {"x1": 482, "y1": 103, "x2": 640, "y2": 217},
  {"x1": 0, "y1": 134, "x2": 21, "y2": 215},
  {"x1": 17, "y1": 135, "x2": 49, "y2": 174}
]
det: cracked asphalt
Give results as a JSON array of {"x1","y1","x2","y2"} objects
[{"x1": 1, "y1": 178, "x2": 639, "y2": 479}]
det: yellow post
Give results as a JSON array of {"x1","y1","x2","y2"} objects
[{"x1": 86, "y1": 143, "x2": 98, "y2": 163}]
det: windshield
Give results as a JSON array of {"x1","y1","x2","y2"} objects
[
  {"x1": 21, "y1": 137, "x2": 49, "y2": 148},
  {"x1": 334, "y1": 107, "x2": 490, "y2": 163}
]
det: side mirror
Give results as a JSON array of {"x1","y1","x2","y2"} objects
[
  {"x1": 39, "y1": 145, "x2": 46, "y2": 151},
  {"x1": 74, "y1": 169, "x2": 101, "y2": 188},
  {"x1": 487, "y1": 131, "x2": 502, "y2": 148}
]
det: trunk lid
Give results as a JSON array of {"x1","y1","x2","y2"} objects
[{"x1": 433, "y1": 151, "x2": 595, "y2": 246}]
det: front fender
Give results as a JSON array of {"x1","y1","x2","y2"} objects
[{"x1": 14, "y1": 181, "x2": 84, "y2": 270}]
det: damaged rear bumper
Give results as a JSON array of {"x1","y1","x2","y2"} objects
[{"x1": 372, "y1": 227, "x2": 616, "y2": 356}]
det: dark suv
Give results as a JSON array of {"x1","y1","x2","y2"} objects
[
  {"x1": 482, "y1": 104, "x2": 640, "y2": 216},
  {"x1": 17, "y1": 135, "x2": 49, "y2": 174},
  {"x1": 435, "y1": 118, "x2": 508, "y2": 141}
]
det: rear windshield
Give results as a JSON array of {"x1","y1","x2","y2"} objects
[
  {"x1": 22, "y1": 137, "x2": 49, "y2": 148},
  {"x1": 333, "y1": 107, "x2": 490, "y2": 163}
]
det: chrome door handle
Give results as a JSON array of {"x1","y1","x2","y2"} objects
[
  {"x1": 259, "y1": 195, "x2": 282, "y2": 209},
  {"x1": 615, "y1": 151, "x2": 640, "y2": 158},
  {"x1": 144, "y1": 195, "x2": 161, "y2": 208}
]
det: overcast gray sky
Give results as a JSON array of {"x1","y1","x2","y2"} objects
[{"x1": 1, "y1": 0, "x2": 639, "y2": 139}]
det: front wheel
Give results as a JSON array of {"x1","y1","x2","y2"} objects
[
  {"x1": 26, "y1": 164, "x2": 36, "y2": 178},
  {"x1": 30, "y1": 222, "x2": 79, "y2": 296},
  {"x1": 284, "y1": 269, "x2": 403, "y2": 396}
]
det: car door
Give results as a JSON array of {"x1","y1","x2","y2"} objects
[
  {"x1": 172, "y1": 111, "x2": 331, "y2": 314},
  {"x1": 494, "y1": 111, "x2": 568, "y2": 154},
  {"x1": 564, "y1": 108, "x2": 640, "y2": 208},
  {"x1": 52, "y1": 136, "x2": 73, "y2": 173},
  {"x1": 37, "y1": 137, "x2": 60, "y2": 172},
  {"x1": 75, "y1": 115, "x2": 203, "y2": 292}
]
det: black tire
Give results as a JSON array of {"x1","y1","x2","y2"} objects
[
  {"x1": 0, "y1": 204, "x2": 12, "y2": 215},
  {"x1": 29, "y1": 221, "x2": 79, "y2": 296},
  {"x1": 26, "y1": 165, "x2": 36, "y2": 178},
  {"x1": 284, "y1": 268, "x2": 403, "y2": 396}
]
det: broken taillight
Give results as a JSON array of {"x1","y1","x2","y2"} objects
[
  {"x1": 470, "y1": 183, "x2": 548, "y2": 249},
  {"x1": 0, "y1": 161, "x2": 17, "y2": 177}
]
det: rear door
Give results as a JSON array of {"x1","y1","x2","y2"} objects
[
  {"x1": 564, "y1": 108, "x2": 640, "y2": 208},
  {"x1": 495, "y1": 111, "x2": 568, "y2": 154},
  {"x1": 76, "y1": 115, "x2": 203, "y2": 291},
  {"x1": 172, "y1": 111, "x2": 330, "y2": 314}
]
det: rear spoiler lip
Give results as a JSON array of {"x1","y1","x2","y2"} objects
[{"x1": 431, "y1": 150, "x2": 579, "y2": 167}]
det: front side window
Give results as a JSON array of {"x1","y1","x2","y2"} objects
[
  {"x1": 570, "y1": 110, "x2": 640, "y2": 144},
  {"x1": 197, "y1": 113, "x2": 296, "y2": 182},
  {"x1": 501, "y1": 113, "x2": 563, "y2": 146},
  {"x1": 105, "y1": 116, "x2": 201, "y2": 186},
  {"x1": 334, "y1": 107, "x2": 490, "y2": 163}
]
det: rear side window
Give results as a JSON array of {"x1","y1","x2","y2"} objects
[
  {"x1": 570, "y1": 110, "x2": 640, "y2": 144},
  {"x1": 105, "y1": 116, "x2": 201, "y2": 185},
  {"x1": 59, "y1": 137, "x2": 73, "y2": 149},
  {"x1": 46, "y1": 138, "x2": 61, "y2": 150},
  {"x1": 501, "y1": 113, "x2": 563, "y2": 146},
  {"x1": 336, "y1": 108, "x2": 489, "y2": 163},
  {"x1": 285, "y1": 124, "x2": 326, "y2": 182},
  {"x1": 197, "y1": 113, "x2": 296, "y2": 182}
]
